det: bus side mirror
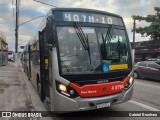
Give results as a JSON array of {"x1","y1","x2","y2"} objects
[{"x1": 46, "y1": 16, "x2": 54, "y2": 44}]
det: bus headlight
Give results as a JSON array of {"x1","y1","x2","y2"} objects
[
  {"x1": 59, "y1": 84, "x2": 67, "y2": 92},
  {"x1": 129, "y1": 77, "x2": 134, "y2": 84},
  {"x1": 125, "y1": 77, "x2": 134, "y2": 89},
  {"x1": 56, "y1": 81, "x2": 79, "y2": 98}
]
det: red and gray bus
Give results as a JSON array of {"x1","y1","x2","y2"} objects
[{"x1": 24, "y1": 8, "x2": 134, "y2": 112}]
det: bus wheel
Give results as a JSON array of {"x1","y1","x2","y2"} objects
[
  {"x1": 27, "y1": 68, "x2": 30, "y2": 81},
  {"x1": 37, "y1": 75, "x2": 44, "y2": 101}
]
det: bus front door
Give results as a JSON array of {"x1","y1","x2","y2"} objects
[{"x1": 39, "y1": 30, "x2": 51, "y2": 108}]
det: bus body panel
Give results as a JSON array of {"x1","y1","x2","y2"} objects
[
  {"x1": 30, "y1": 41, "x2": 41, "y2": 89},
  {"x1": 50, "y1": 84, "x2": 133, "y2": 112},
  {"x1": 51, "y1": 47, "x2": 70, "y2": 86}
]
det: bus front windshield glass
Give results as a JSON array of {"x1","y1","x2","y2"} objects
[{"x1": 57, "y1": 26, "x2": 129, "y2": 74}]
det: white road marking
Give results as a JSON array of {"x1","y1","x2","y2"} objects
[
  {"x1": 135, "y1": 81, "x2": 160, "y2": 89},
  {"x1": 129, "y1": 100, "x2": 160, "y2": 111}
]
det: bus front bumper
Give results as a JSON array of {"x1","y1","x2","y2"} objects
[{"x1": 51, "y1": 84, "x2": 133, "y2": 112}]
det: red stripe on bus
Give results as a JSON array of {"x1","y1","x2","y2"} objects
[{"x1": 69, "y1": 77, "x2": 130, "y2": 98}]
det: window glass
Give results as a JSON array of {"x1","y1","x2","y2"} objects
[
  {"x1": 97, "y1": 28, "x2": 128, "y2": 64},
  {"x1": 148, "y1": 63, "x2": 160, "y2": 69},
  {"x1": 139, "y1": 62, "x2": 146, "y2": 67},
  {"x1": 57, "y1": 26, "x2": 129, "y2": 74},
  {"x1": 57, "y1": 27, "x2": 101, "y2": 74}
]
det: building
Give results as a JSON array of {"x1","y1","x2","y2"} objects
[
  {"x1": 131, "y1": 40, "x2": 160, "y2": 62},
  {"x1": 0, "y1": 34, "x2": 8, "y2": 66}
]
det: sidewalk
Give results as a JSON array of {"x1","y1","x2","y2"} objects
[
  {"x1": 0, "y1": 62, "x2": 53, "y2": 120},
  {"x1": 0, "y1": 62, "x2": 34, "y2": 119}
]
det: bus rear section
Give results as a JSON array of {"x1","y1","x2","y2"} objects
[{"x1": 28, "y1": 8, "x2": 134, "y2": 112}]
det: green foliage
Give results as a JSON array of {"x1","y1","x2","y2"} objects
[{"x1": 132, "y1": 7, "x2": 160, "y2": 40}]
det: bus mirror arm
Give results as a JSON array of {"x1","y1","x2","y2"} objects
[{"x1": 46, "y1": 16, "x2": 54, "y2": 44}]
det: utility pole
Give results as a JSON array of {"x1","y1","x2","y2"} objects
[
  {"x1": 15, "y1": 0, "x2": 19, "y2": 53},
  {"x1": 132, "y1": 18, "x2": 136, "y2": 63},
  {"x1": 14, "y1": 0, "x2": 19, "y2": 67}
]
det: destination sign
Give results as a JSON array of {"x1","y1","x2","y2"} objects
[{"x1": 54, "y1": 11, "x2": 124, "y2": 26}]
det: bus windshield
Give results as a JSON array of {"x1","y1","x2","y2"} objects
[{"x1": 57, "y1": 26, "x2": 129, "y2": 74}]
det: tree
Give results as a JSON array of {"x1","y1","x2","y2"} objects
[{"x1": 132, "y1": 7, "x2": 160, "y2": 41}]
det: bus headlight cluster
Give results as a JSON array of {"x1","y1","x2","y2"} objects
[
  {"x1": 129, "y1": 77, "x2": 134, "y2": 84},
  {"x1": 59, "y1": 84, "x2": 67, "y2": 92},
  {"x1": 125, "y1": 77, "x2": 134, "y2": 89},
  {"x1": 56, "y1": 81, "x2": 79, "y2": 98}
]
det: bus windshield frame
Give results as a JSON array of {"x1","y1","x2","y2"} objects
[{"x1": 56, "y1": 22, "x2": 131, "y2": 75}]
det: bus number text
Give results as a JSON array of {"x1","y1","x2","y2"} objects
[{"x1": 64, "y1": 13, "x2": 112, "y2": 24}]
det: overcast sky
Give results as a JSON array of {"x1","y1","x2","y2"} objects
[{"x1": 0, "y1": 0, "x2": 159, "y2": 51}]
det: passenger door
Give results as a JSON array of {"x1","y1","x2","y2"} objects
[
  {"x1": 27, "y1": 45, "x2": 31, "y2": 79},
  {"x1": 39, "y1": 30, "x2": 50, "y2": 102}
]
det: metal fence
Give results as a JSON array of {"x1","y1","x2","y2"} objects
[{"x1": 0, "y1": 52, "x2": 8, "y2": 66}]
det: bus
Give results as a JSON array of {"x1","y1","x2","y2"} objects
[
  {"x1": 24, "y1": 8, "x2": 134, "y2": 112},
  {"x1": 0, "y1": 39, "x2": 8, "y2": 66}
]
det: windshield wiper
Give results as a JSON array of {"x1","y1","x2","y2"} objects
[
  {"x1": 117, "y1": 37, "x2": 127, "y2": 61},
  {"x1": 74, "y1": 22, "x2": 92, "y2": 67},
  {"x1": 74, "y1": 22, "x2": 88, "y2": 50},
  {"x1": 101, "y1": 24, "x2": 120, "y2": 61},
  {"x1": 101, "y1": 24, "x2": 114, "y2": 60},
  {"x1": 103, "y1": 24, "x2": 114, "y2": 44}
]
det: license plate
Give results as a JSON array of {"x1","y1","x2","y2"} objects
[{"x1": 97, "y1": 102, "x2": 110, "y2": 109}]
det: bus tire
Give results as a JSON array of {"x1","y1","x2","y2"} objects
[{"x1": 27, "y1": 68, "x2": 30, "y2": 81}]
